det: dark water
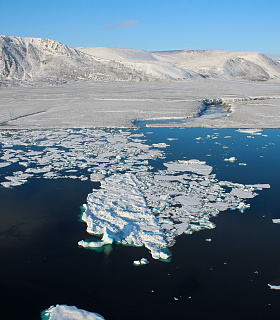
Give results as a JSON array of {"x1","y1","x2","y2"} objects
[{"x1": 0, "y1": 128, "x2": 280, "y2": 320}]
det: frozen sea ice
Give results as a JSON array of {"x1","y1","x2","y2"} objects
[{"x1": 41, "y1": 304, "x2": 105, "y2": 320}]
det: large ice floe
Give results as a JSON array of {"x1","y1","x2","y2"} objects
[
  {"x1": 0, "y1": 129, "x2": 270, "y2": 260},
  {"x1": 78, "y1": 172, "x2": 169, "y2": 260},
  {"x1": 41, "y1": 305, "x2": 105, "y2": 320}
]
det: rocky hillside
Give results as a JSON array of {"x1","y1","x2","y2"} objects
[{"x1": 0, "y1": 36, "x2": 148, "y2": 85}]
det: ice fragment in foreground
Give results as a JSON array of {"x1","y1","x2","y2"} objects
[
  {"x1": 79, "y1": 173, "x2": 170, "y2": 260},
  {"x1": 78, "y1": 228, "x2": 113, "y2": 248},
  {"x1": 268, "y1": 284, "x2": 280, "y2": 290},
  {"x1": 272, "y1": 219, "x2": 280, "y2": 224},
  {"x1": 41, "y1": 304, "x2": 105, "y2": 320},
  {"x1": 133, "y1": 258, "x2": 149, "y2": 266}
]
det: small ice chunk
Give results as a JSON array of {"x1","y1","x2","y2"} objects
[
  {"x1": 268, "y1": 284, "x2": 280, "y2": 290},
  {"x1": 224, "y1": 157, "x2": 237, "y2": 162},
  {"x1": 239, "y1": 163, "x2": 247, "y2": 166},
  {"x1": 133, "y1": 258, "x2": 149, "y2": 266},
  {"x1": 174, "y1": 297, "x2": 179, "y2": 301},
  {"x1": 0, "y1": 162, "x2": 11, "y2": 168},
  {"x1": 41, "y1": 304, "x2": 105, "y2": 320},
  {"x1": 238, "y1": 129, "x2": 262, "y2": 135},
  {"x1": 152, "y1": 143, "x2": 170, "y2": 148},
  {"x1": 206, "y1": 238, "x2": 212, "y2": 242},
  {"x1": 78, "y1": 228, "x2": 113, "y2": 248},
  {"x1": 237, "y1": 202, "x2": 250, "y2": 212},
  {"x1": 272, "y1": 219, "x2": 280, "y2": 224}
]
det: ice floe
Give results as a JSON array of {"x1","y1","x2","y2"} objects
[
  {"x1": 41, "y1": 305, "x2": 105, "y2": 320},
  {"x1": 272, "y1": 219, "x2": 280, "y2": 224},
  {"x1": 80, "y1": 158, "x2": 270, "y2": 259},
  {"x1": 237, "y1": 129, "x2": 263, "y2": 135},
  {"x1": 164, "y1": 159, "x2": 212, "y2": 175},
  {"x1": 79, "y1": 173, "x2": 169, "y2": 260}
]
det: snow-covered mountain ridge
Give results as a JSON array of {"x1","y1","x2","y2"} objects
[{"x1": 1, "y1": 35, "x2": 280, "y2": 86}]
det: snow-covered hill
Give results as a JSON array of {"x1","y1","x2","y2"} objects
[
  {"x1": 155, "y1": 50, "x2": 280, "y2": 81},
  {"x1": 1, "y1": 35, "x2": 280, "y2": 86},
  {"x1": 0, "y1": 36, "x2": 150, "y2": 85}
]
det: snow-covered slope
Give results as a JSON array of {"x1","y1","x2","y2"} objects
[
  {"x1": 160, "y1": 50, "x2": 280, "y2": 80},
  {"x1": 75, "y1": 46, "x2": 158, "y2": 62},
  {"x1": 1, "y1": 35, "x2": 280, "y2": 86},
  {"x1": 78, "y1": 47, "x2": 280, "y2": 81},
  {"x1": 0, "y1": 36, "x2": 151, "y2": 84}
]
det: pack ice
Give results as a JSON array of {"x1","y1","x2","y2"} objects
[{"x1": 0, "y1": 129, "x2": 270, "y2": 260}]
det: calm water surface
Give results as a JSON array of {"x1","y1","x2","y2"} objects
[{"x1": 0, "y1": 128, "x2": 279, "y2": 320}]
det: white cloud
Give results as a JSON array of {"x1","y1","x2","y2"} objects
[{"x1": 104, "y1": 19, "x2": 139, "y2": 30}]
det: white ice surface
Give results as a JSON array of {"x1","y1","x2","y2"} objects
[
  {"x1": 79, "y1": 173, "x2": 169, "y2": 260},
  {"x1": 268, "y1": 284, "x2": 280, "y2": 290},
  {"x1": 42, "y1": 304, "x2": 105, "y2": 320},
  {"x1": 164, "y1": 160, "x2": 212, "y2": 175}
]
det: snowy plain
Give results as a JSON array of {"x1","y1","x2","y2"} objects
[{"x1": 0, "y1": 80, "x2": 280, "y2": 129}]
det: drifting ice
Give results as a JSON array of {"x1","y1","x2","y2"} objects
[
  {"x1": 0, "y1": 129, "x2": 271, "y2": 261},
  {"x1": 268, "y1": 284, "x2": 280, "y2": 290},
  {"x1": 41, "y1": 304, "x2": 105, "y2": 320},
  {"x1": 79, "y1": 160, "x2": 270, "y2": 260},
  {"x1": 133, "y1": 258, "x2": 149, "y2": 266}
]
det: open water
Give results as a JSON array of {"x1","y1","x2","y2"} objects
[{"x1": 0, "y1": 128, "x2": 279, "y2": 320}]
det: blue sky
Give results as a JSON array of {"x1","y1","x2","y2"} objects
[{"x1": 1, "y1": 0, "x2": 279, "y2": 53}]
